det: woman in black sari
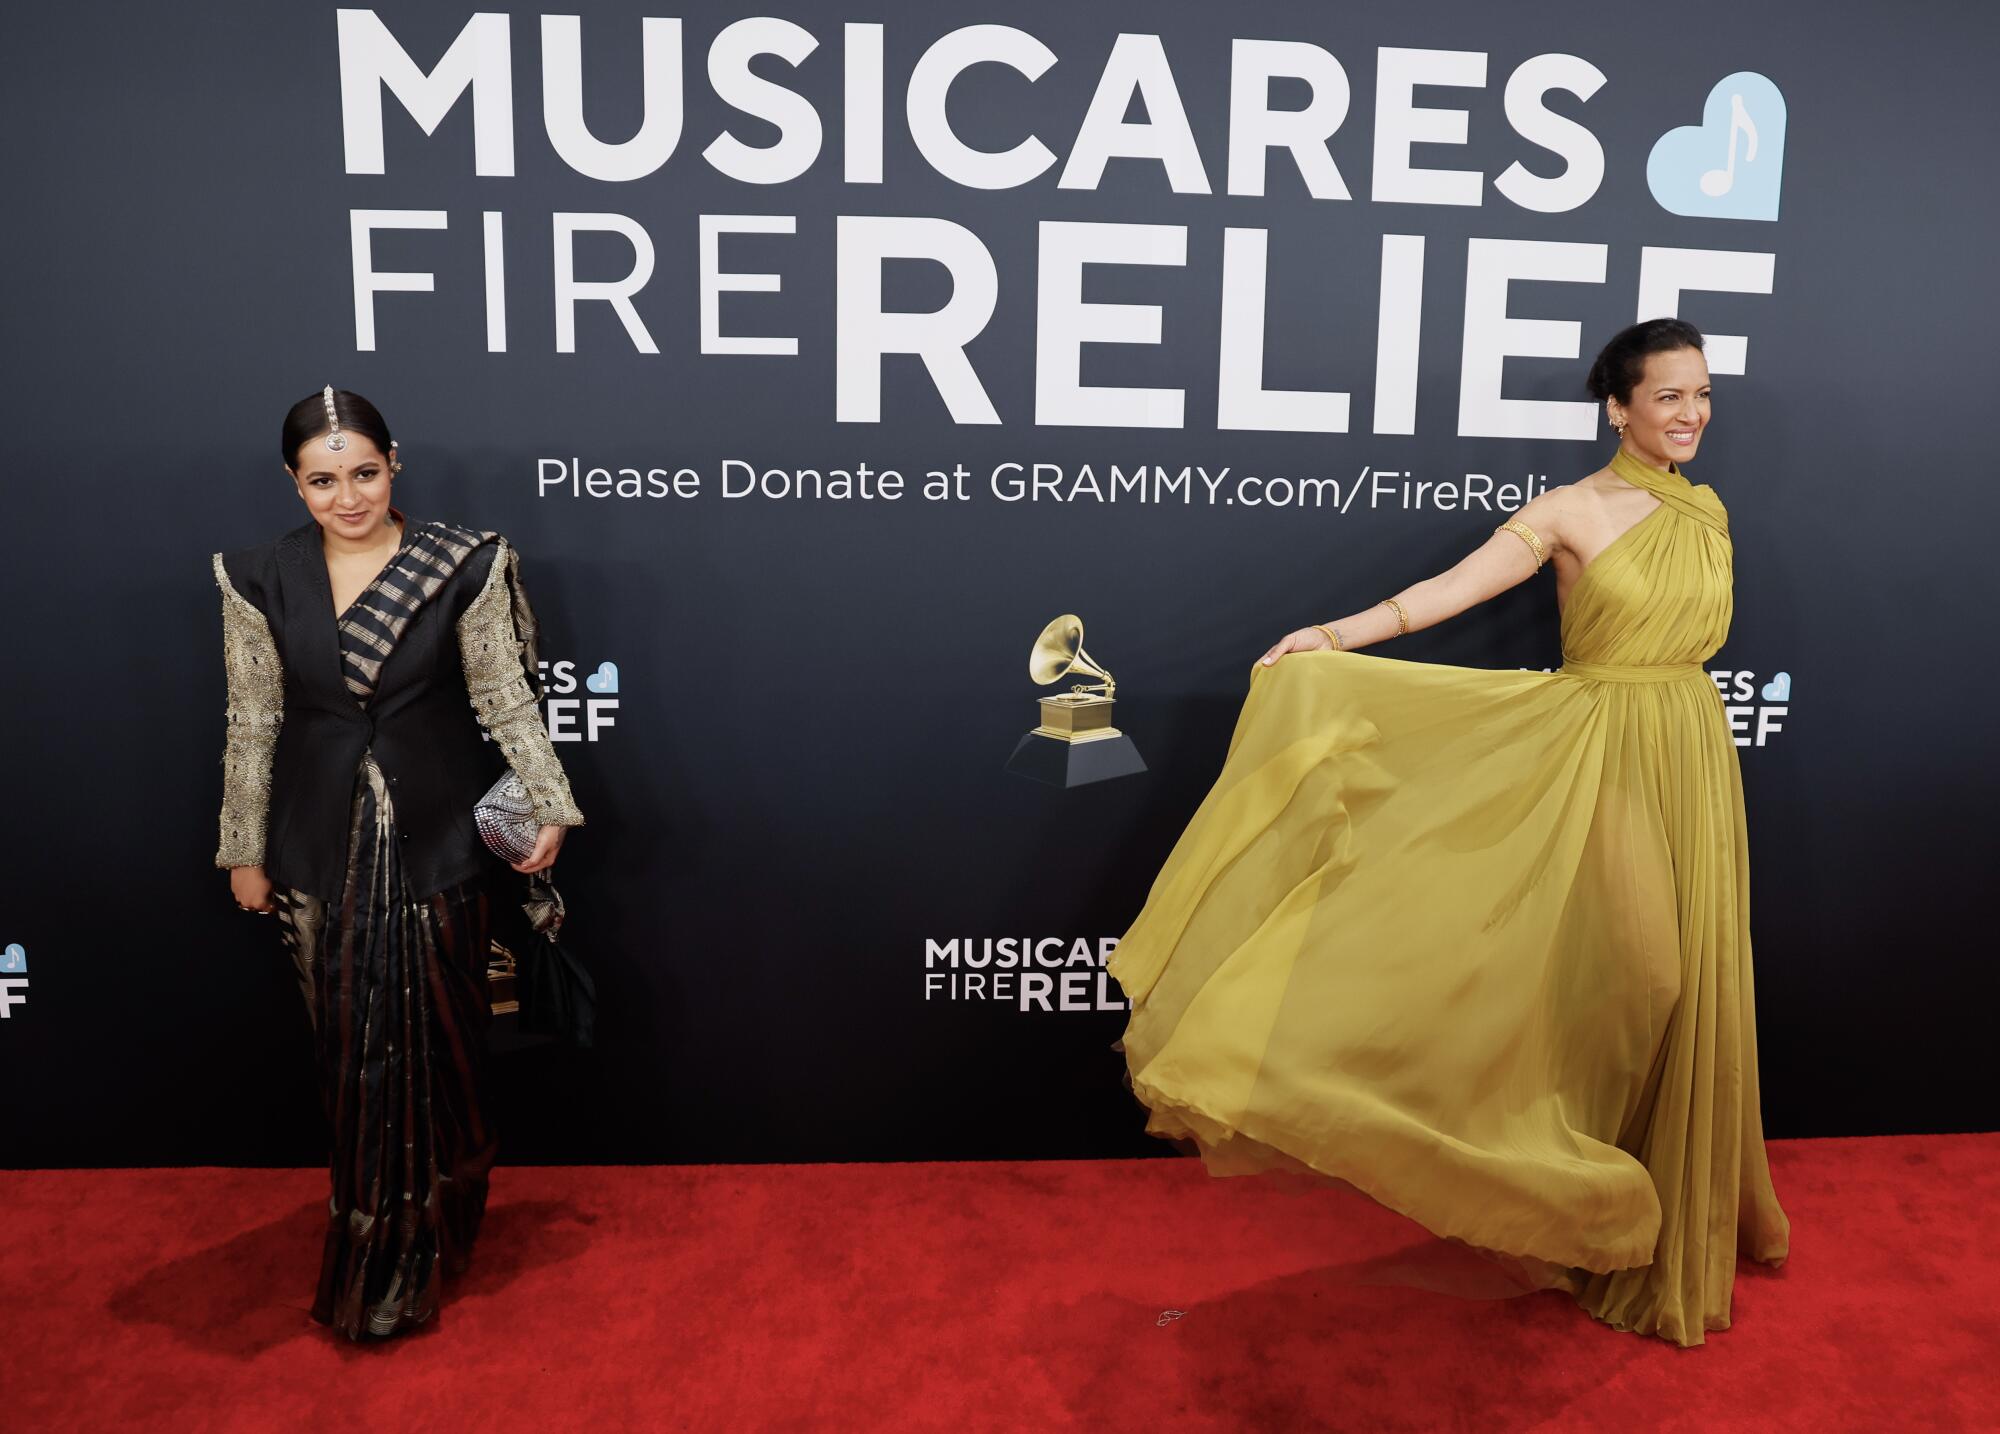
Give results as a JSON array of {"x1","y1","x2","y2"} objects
[{"x1": 214, "y1": 387, "x2": 583, "y2": 1339}]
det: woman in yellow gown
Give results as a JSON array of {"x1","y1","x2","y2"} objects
[{"x1": 1109, "y1": 319, "x2": 1790, "y2": 1347}]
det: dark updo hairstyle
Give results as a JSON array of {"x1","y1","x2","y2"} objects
[
  {"x1": 280, "y1": 388, "x2": 394, "y2": 470},
  {"x1": 1585, "y1": 318, "x2": 1706, "y2": 405}
]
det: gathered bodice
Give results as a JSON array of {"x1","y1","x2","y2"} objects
[{"x1": 1560, "y1": 450, "x2": 1734, "y2": 670}]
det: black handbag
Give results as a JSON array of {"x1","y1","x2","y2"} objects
[
  {"x1": 485, "y1": 869, "x2": 595, "y2": 1048},
  {"x1": 515, "y1": 872, "x2": 595, "y2": 1046}
]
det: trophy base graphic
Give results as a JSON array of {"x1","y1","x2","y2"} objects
[
  {"x1": 1006, "y1": 696, "x2": 1147, "y2": 786},
  {"x1": 1005, "y1": 729, "x2": 1148, "y2": 786}
]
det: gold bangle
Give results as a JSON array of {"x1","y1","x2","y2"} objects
[
  {"x1": 1314, "y1": 622, "x2": 1345, "y2": 651},
  {"x1": 1379, "y1": 598, "x2": 1409, "y2": 635}
]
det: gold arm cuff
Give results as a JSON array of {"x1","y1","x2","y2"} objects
[
  {"x1": 1497, "y1": 518, "x2": 1547, "y2": 569},
  {"x1": 1378, "y1": 597, "x2": 1409, "y2": 635}
]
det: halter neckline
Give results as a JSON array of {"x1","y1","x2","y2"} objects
[
  {"x1": 1609, "y1": 446, "x2": 1689, "y2": 492},
  {"x1": 1606, "y1": 446, "x2": 1729, "y2": 535}
]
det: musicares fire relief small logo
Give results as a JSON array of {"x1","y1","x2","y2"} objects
[
  {"x1": 1528, "y1": 665, "x2": 1793, "y2": 747},
  {"x1": 924, "y1": 937, "x2": 1129, "y2": 1013},
  {"x1": 0, "y1": 943, "x2": 27, "y2": 1020},
  {"x1": 1712, "y1": 667, "x2": 1791, "y2": 747},
  {"x1": 540, "y1": 658, "x2": 620, "y2": 741}
]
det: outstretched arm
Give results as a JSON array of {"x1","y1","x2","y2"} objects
[
  {"x1": 214, "y1": 555, "x2": 283, "y2": 869},
  {"x1": 1260, "y1": 494, "x2": 1563, "y2": 665}
]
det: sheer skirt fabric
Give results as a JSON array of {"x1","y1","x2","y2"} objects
[{"x1": 1110, "y1": 455, "x2": 1790, "y2": 1347}]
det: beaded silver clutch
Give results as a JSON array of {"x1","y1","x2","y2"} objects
[{"x1": 474, "y1": 769, "x2": 539, "y2": 863}]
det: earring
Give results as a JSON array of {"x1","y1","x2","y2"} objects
[{"x1": 390, "y1": 441, "x2": 403, "y2": 474}]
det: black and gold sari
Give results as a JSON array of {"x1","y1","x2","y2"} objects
[
  {"x1": 215, "y1": 514, "x2": 584, "y2": 1341},
  {"x1": 281, "y1": 522, "x2": 498, "y2": 1338}
]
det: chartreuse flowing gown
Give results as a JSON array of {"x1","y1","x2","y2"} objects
[{"x1": 1109, "y1": 449, "x2": 1790, "y2": 1346}]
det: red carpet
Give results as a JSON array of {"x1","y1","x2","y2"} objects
[{"x1": 4, "y1": 1134, "x2": 1995, "y2": 1431}]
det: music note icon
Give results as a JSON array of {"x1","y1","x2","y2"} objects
[{"x1": 1699, "y1": 93, "x2": 1759, "y2": 198}]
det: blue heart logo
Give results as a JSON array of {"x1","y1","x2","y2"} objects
[
  {"x1": 1761, "y1": 671, "x2": 1791, "y2": 702},
  {"x1": 1, "y1": 943, "x2": 24, "y2": 974},
  {"x1": 586, "y1": 661, "x2": 620, "y2": 695},
  {"x1": 1647, "y1": 72, "x2": 1787, "y2": 221}
]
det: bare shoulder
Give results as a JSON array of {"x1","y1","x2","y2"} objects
[{"x1": 1508, "y1": 482, "x2": 1600, "y2": 553}]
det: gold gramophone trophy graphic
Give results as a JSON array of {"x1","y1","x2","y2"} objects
[{"x1": 1005, "y1": 614, "x2": 1147, "y2": 786}]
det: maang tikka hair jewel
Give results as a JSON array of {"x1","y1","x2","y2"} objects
[{"x1": 321, "y1": 385, "x2": 347, "y2": 452}]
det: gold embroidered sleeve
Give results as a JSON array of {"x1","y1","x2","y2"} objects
[
  {"x1": 1495, "y1": 518, "x2": 1548, "y2": 569},
  {"x1": 457, "y1": 542, "x2": 585, "y2": 827},
  {"x1": 214, "y1": 554, "x2": 283, "y2": 868}
]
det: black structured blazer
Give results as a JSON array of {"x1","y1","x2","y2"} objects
[{"x1": 217, "y1": 518, "x2": 575, "y2": 902}]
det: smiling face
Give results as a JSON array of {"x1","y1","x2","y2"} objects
[
  {"x1": 288, "y1": 433, "x2": 396, "y2": 539},
  {"x1": 1608, "y1": 347, "x2": 1712, "y2": 469}
]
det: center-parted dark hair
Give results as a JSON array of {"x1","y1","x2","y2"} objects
[
  {"x1": 281, "y1": 388, "x2": 393, "y2": 469},
  {"x1": 1585, "y1": 319, "x2": 1706, "y2": 405}
]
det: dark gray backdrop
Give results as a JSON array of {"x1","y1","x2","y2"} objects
[{"x1": 3, "y1": 1, "x2": 1994, "y2": 1166}]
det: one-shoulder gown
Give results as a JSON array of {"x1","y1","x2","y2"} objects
[{"x1": 1109, "y1": 450, "x2": 1790, "y2": 1346}]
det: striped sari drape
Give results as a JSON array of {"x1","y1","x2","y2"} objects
[{"x1": 334, "y1": 520, "x2": 486, "y2": 700}]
